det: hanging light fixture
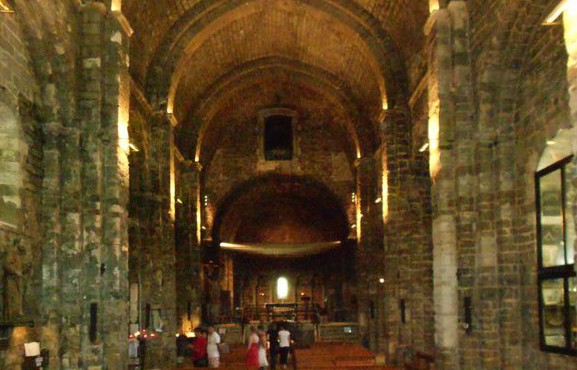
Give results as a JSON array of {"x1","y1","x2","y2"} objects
[{"x1": 0, "y1": 1, "x2": 14, "y2": 13}]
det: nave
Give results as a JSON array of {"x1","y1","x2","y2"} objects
[{"x1": 175, "y1": 341, "x2": 424, "y2": 370}]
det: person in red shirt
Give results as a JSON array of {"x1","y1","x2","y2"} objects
[{"x1": 190, "y1": 328, "x2": 208, "y2": 367}]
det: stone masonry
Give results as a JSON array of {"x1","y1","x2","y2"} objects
[{"x1": 0, "y1": 0, "x2": 577, "y2": 369}]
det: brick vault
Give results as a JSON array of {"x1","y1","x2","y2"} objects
[{"x1": 0, "y1": 0, "x2": 576, "y2": 369}]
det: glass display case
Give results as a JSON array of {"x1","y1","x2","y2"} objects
[{"x1": 536, "y1": 155, "x2": 576, "y2": 354}]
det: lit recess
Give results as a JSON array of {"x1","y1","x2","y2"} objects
[{"x1": 277, "y1": 277, "x2": 289, "y2": 299}]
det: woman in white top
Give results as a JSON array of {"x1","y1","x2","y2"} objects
[
  {"x1": 258, "y1": 327, "x2": 269, "y2": 369},
  {"x1": 206, "y1": 326, "x2": 221, "y2": 368},
  {"x1": 245, "y1": 326, "x2": 260, "y2": 367},
  {"x1": 277, "y1": 324, "x2": 291, "y2": 369}
]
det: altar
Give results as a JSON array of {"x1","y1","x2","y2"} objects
[{"x1": 265, "y1": 303, "x2": 298, "y2": 321}]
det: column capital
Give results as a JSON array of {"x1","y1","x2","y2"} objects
[
  {"x1": 80, "y1": 1, "x2": 107, "y2": 15},
  {"x1": 354, "y1": 156, "x2": 376, "y2": 169},
  {"x1": 43, "y1": 122, "x2": 80, "y2": 138},
  {"x1": 108, "y1": 10, "x2": 134, "y2": 37},
  {"x1": 424, "y1": 3, "x2": 454, "y2": 36},
  {"x1": 151, "y1": 110, "x2": 179, "y2": 128},
  {"x1": 379, "y1": 106, "x2": 410, "y2": 132},
  {"x1": 182, "y1": 160, "x2": 203, "y2": 173}
]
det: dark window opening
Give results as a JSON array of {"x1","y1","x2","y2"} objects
[{"x1": 264, "y1": 115, "x2": 293, "y2": 161}]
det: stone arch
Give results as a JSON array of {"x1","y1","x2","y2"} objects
[
  {"x1": 144, "y1": 0, "x2": 408, "y2": 111},
  {"x1": 10, "y1": 1, "x2": 76, "y2": 123},
  {"x1": 0, "y1": 99, "x2": 24, "y2": 229},
  {"x1": 189, "y1": 57, "x2": 368, "y2": 165},
  {"x1": 475, "y1": 1, "x2": 566, "y2": 148},
  {"x1": 211, "y1": 174, "x2": 350, "y2": 245}
]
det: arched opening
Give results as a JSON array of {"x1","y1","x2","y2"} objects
[{"x1": 209, "y1": 174, "x2": 355, "y2": 324}]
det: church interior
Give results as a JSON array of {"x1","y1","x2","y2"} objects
[{"x1": 0, "y1": 0, "x2": 577, "y2": 368}]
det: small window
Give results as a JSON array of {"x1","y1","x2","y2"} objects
[
  {"x1": 264, "y1": 115, "x2": 293, "y2": 161},
  {"x1": 536, "y1": 155, "x2": 576, "y2": 355},
  {"x1": 277, "y1": 277, "x2": 289, "y2": 299}
]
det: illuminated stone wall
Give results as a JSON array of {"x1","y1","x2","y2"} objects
[
  {"x1": 1, "y1": 1, "x2": 577, "y2": 369},
  {"x1": 0, "y1": 1, "x2": 132, "y2": 369},
  {"x1": 426, "y1": 1, "x2": 577, "y2": 369}
]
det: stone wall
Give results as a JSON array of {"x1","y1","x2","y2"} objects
[
  {"x1": 1, "y1": 1, "x2": 577, "y2": 369},
  {"x1": 0, "y1": 1, "x2": 134, "y2": 369},
  {"x1": 204, "y1": 104, "x2": 355, "y2": 224},
  {"x1": 0, "y1": 8, "x2": 43, "y2": 370},
  {"x1": 426, "y1": 1, "x2": 577, "y2": 369},
  {"x1": 512, "y1": 9, "x2": 572, "y2": 370}
]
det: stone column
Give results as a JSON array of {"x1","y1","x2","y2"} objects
[
  {"x1": 427, "y1": 1, "x2": 478, "y2": 368},
  {"x1": 40, "y1": 122, "x2": 64, "y2": 370},
  {"x1": 474, "y1": 11, "x2": 503, "y2": 370},
  {"x1": 78, "y1": 3, "x2": 107, "y2": 368},
  {"x1": 448, "y1": 3, "x2": 479, "y2": 368},
  {"x1": 379, "y1": 107, "x2": 416, "y2": 361},
  {"x1": 175, "y1": 160, "x2": 203, "y2": 332},
  {"x1": 426, "y1": 5, "x2": 459, "y2": 369},
  {"x1": 77, "y1": 2, "x2": 132, "y2": 368},
  {"x1": 355, "y1": 156, "x2": 382, "y2": 351},
  {"x1": 59, "y1": 122, "x2": 83, "y2": 369},
  {"x1": 100, "y1": 6, "x2": 132, "y2": 367},
  {"x1": 144, "y1": 111, "x2": 177, "y2": 367}
]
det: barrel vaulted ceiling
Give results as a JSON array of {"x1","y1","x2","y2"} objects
[{"x1": 124, "y1": 0, "x2": 429, "y2": 162}]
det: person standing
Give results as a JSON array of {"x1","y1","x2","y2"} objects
[
  {"x1": 245, "y1": 326, "x2": 260, "y2": 368},
  {"x1": 206, "y1": 326, "x2": 221, "y2": 368},
  {"x1": 190, "y1": 328, "x2": 208, "y2": 367},
  {"x1": 258, "y1": 326, "x2": 269, "y2": 369},
  {"x1": 266, "y1": 323, "x2": 279, "y2": 370},
  {"x1": 277, "y1": 324, "x2": 291, "y2": 370}
]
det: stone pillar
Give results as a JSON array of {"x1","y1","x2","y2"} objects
[
  {"x1": 355, "y1": 156, "x2": 382, "y2": 351},
  {"x1": 59, "y1": 122, "x2": 82, "y2": 369},
  {"x1": 474, "y1": 9, "x2": 503, "y2": 370},
  {"x1": 77, "y1": 2, "x2": 132, "y2": 368},
  {"x1": 144, "y1": 111, "x2": 177, "y2": 367},
  {"x1": 427, "y1": 1, "x2": 478, "y2": 368},
  {"x1": 426, "y1": 4, "x2": 459, "y2": 369},
  {"x1": 41, "y1": 122, "x2": 64, "y2": 370},
  {"x1": 448, "y1": 3, "x2": 479, "y2": 369},
  {"x1": 100, "y1": 6, "x2": 132, "y2": 367},
  {"x1": 78, "y1": 3, "x2": 108, "y2": 368},
  {"x1": 80, "y1": 1, "x2": 106, "y2": 364},
  {"x1": 379, "y1": 107, "x2": 416, "y2": 361},
  {"x1": 175, "y1": 160, "x2": 203, "y2": 332}
]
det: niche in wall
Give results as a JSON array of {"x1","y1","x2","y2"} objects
[
  {"x1": 257, "y1": 108, "x2": 300, "y2": 172},
  {"x1": 264, "y1": 115, "x2": 293, "y2": 161}
]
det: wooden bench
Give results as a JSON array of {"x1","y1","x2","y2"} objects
[
  {"x1": 334, "y1": 355, "x2": 376, "y2": 367},
  {"x1": 215, "y1": 341, "x2": 397, "y2": 370}
]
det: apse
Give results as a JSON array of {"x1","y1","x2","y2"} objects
[{"x1": 214, "y1": 174, "x2": 350, "y2": 257}]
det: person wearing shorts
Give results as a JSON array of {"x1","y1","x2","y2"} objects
[{"x1": 277, "y1": 324, "x2": 291, "y2": 369}]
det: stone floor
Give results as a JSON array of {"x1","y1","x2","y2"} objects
[{"x1": 175, "y1": 342, "x2": 400, "y2": 369}]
